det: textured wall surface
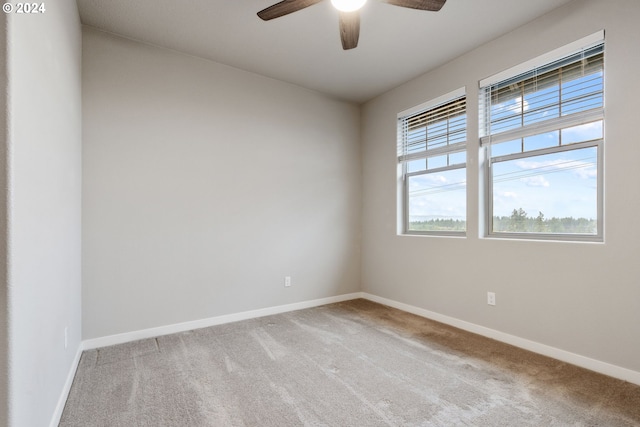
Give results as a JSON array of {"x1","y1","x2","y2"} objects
[
  {"x1": 5, "y1": 1, "x2": 83, "y2": 426},
  {"x1": 82, "y1": 28, "x2": 362, "y2": 339},
  {"x1": 361, "y1": 0, "x2": 640, "y2": 374}
]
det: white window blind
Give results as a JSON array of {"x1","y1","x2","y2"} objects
[
  {"x1": 398, "y1": 96, "x2": 466, "y2": 163},
  {"x1": 480, "y1": 42, "x2": 603, "y2": 146}
]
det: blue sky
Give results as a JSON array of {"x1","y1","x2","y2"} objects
[
  {"x1": 492, "y1": 145, "x2": 597, "y2": 219},
  {"x1": 408, "y1": 168, "x2": 466, "y2": 221}
]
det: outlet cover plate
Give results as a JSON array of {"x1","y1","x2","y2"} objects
[{"x1": 487, "y1": 292, "x2": 496, "y2": 306}]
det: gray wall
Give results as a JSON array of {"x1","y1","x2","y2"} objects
[
  {"x1": 4, "y1": 1, "x2": 83, "y2": 426},
  {"x1": 81, "y1": 28, "x2": 362, "y2": 339},
  {"x1": 361, "y1": 0, "x2": 640, "y2": 373}
]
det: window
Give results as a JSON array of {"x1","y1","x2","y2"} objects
[
  {"x1": 398, "y1": 89, "x2": 467, "y2": 235},
  {"x1": 480, "y1": 33, "x2": 604, "y2": 241}
]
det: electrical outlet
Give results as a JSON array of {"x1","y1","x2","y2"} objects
[
  {"x1": 487, "y1": 292, "x2": 496, "y2": 306},
  {"x1": 64, "y1": 327, "x2": 68, "y2": 349},
  {"x1": 284, "y1": 276, "x2": 291, "y2": 287}
]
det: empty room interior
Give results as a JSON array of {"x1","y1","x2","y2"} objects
[{"x1": 2, "y1": 0, "x2": 640, "y2": 425}]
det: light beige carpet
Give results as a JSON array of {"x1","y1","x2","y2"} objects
[{"x1": 60, "y1": 299, "x2": 640, "y2": 426}]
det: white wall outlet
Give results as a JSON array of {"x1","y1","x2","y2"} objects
[
  {"x1": 284, "y1": 276, "x2": 291, "y2": 287},
  {"x1": 64, "y1": 326, "x2": 68, "y2": 349},
  {"x1": 487, "y1": 292, "x2": 496, "y2": 306}
]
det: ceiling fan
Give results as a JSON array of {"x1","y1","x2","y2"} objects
[{"x1": 257, "y1": 0, "x2": 447, "y2": 50}]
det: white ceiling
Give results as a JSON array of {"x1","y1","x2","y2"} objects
[{"x1": 76, "y1": 0, "x2": 575, "y2": 103}]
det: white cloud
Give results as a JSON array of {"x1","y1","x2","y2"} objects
[
  {"x1": 499, "y1": 96, "x2": 529, "y2": 115},
  {"x1": 521, "y1": 176, "x2": 550, "y2": 187},
  {"x1": 517, "y1": 97, "x2": 529, "y2": 112},
  {"x1": 562, "y1": 121, "x2": 603, "y2": 143},
  {"x1": 426, "y1": 174, "x2": 448, "y2": 184},
  {"x1": 575, "y1": 167, "x2": 597, "y2": 179}
]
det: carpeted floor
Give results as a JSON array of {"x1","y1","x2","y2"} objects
[{"x1": 60, "y1": 299, "x2": 640, "y2": 426}]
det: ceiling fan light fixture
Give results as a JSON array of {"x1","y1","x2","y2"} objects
[
  {"x1": 330, "y1": 0, "x2": 367, "y2": 12},
  {"x1": 258, "y1": 0, "x2": 446, "y2": 50}
]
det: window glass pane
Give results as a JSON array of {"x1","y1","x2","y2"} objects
[
  {"x1": 523, "y1": 131, "x2": 559, "y2": 152},
  {"x1": 561, "y1": 120, "x2": 603, "y2": 145},
  {"x1": 407, "y1": 159, "x2": 426, "y2": 173},
  {"x1": 407, "y1": 168, "x2": 466, "y2": 232},
  {"x1": 491, "y1": 139, "x2": 521, "y2": 157},
  {"x1": 427, "y1": 154, "x2": 447, "y2": 170},
  {"x1": 491, "y1": 147, "x2": 597, "y2": 234},
  {"x1": 448, "y1": 151, "x2": 466, "y2": 166}
]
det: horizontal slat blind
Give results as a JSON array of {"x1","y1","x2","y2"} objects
[
  {"x1": 481, "y1": 43, "x2": 604, "y2": 140},
  {"x1": 398, "y1": 96, "x2": 466, "y2": 162}
]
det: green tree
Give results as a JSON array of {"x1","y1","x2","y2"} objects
[
  {"x1": 509, "y1": 208, "x2": 527, "y2": 232},
  {"x1": 535, "y1": 211, "x2": 547, "y2": 232}
]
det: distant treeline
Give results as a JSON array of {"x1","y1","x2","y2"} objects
[
  {"x1": 409, "y1": 218, "x2": 466, "y2": 232},
  {"x1": 493, "y1": 208, "x2": 596, "y2": 234},
  {"x1": 409, "y1": 208, "x2": 596, "y2": 234}
]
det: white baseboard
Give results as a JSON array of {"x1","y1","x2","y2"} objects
[
  {"x1": 49, "y1": 345, "x2": 83, "y2": 427},
  {"x1": 361, "y1": 292, "x2": 640, "y2": 386},
  {"x1": 83, "y1": 292, "x2": 365, "y2": 350}
]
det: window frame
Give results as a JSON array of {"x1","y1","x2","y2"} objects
[
  {"x1": 397, "y1": 88, "x2": 467, "y2": 237},
  {"x1": 480, "y1": 32, "x2": 605, "y2": 242}
]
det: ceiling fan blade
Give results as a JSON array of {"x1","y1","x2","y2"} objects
[
  {"x1": 339, "y1": 11, "x2": 360, "y2": 50},
  {"x1": 257, "y1": 0, "x2": 324, "y2": 21},
  {"x1": 380, "y1": 0, "x2": 446, "y2": 11}
]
